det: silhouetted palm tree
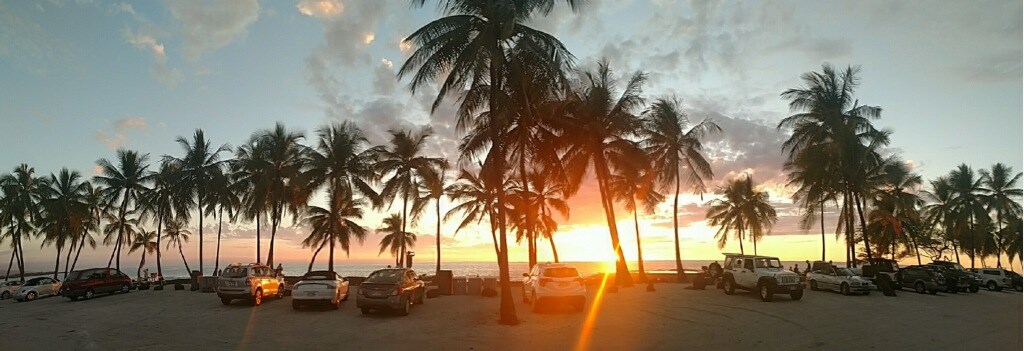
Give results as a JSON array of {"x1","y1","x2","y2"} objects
[
  {"x1": 162, "y1": 129, "x2": 229, "y2": 276},
  {"x1": 94, "y1": 150, "x2": 151, "y2": 272},
  {"x1": 374, "y1": 127, "x2": 443, "y2": 267},
  {"x1": 870, "y1": 161, "x2": 923, "y2": 260},
  {"x1": 129, "y1": 230, "x2": 158, "y2": 279},
  {"x1": 412, "y1": 161, "x2": 451, "y2": 275},
  {"x1": 231, "y1": 137, "x2": 271, "y2": 264},
  {"x1": 949, "y1": 164, "x2": 988, "y2": 268},
  {"x1": 254, "y1": 124, "x2": 306, "y2": 268},
  {"x1": 705, "y1": 175, "x2": 778, "y2": 255},
  {"x1": 1, "y1": 164, "x2": 44, "y2": 281},
  {"x1": 37, "y1": 168, "x2": 89, "y2": 279},
  {"x1": 68, "y1": 182, "x2": 103, "y2": 274},
  {"x1": 445, "y1": 168, "x2": 504, "y2": 257},
  {"x1": 301, "y1": 188, "x2": 368, "y2": 272},
  {"x1": 980, "y1": 163, "x2": 1022, "y2": 268},
  {"x1": 608, "y1": 162, "x2": 662, "y2": 283},
  {"x1": 378, "y1": 214, "x2": 416, "y2": 267},
  {"x1": 164, "y1": 220, "x2": 192, "y2": 275},
  {"x1": 641, "y1": 97, "x2": 720, "y2": 281},
  {"x1": 206, "y1": 168, "x2": 239, "y2": 275},
  {"x1": 922, "y1": 176, "x2": 962, "y2": 263}
]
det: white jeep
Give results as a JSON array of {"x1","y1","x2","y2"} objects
[{"x1": 721, "y1": 254, "x2": 804, "y2": 302}]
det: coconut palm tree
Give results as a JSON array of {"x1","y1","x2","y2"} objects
[
  {"x1": 231, "y1": 137, "x2": 271, "y2": 264},
  {"x1": 922, "y1": 176, "x2": 962, "y2": 263},
  {"x1": 607, "y1": 161, "x2": 663, "y2": 283},
  {"x1": 138, "y1": 162, "x2": 182, "y2": 283},
  {"x1": 411, "y1": 161, "x2": 451, "y2": 275},
  {"x1": 374, "y1": 127, "x2": 444, "y2": 267},
  {"x1": 164, "y1": 220, "x2": 192, "y2": 275},
  {"x1": 641, "y1": 97, "x2": 721, "y2": 281},
  {"x1": 162, "y1": 129, "x2": 229, "y2": 276},
  {"x1": 949, "y1": 164, "x2": 988, "y2": 268},
  {"x1": 785, "y1": 142, "x2": 841, "y2": 262},
  {"x1": 445, "y1": 167, "x2": 505, "y2": 257},
  {"x1": 980, "y1": 163, "x2": 1023, "y2": 268},
  {"x1": 705, "y1": 175, "x2": 778, "y2": 255},
  {"x1": 378, "y1": 213, "x2": 416, "y2": 267},
  {"x1": 870, "y1": 161, "x2": 923, "y2": 260},
  {"x1": 103, "y1": 211, "x2": 140, "y2": 267},
  {"x1": 70, "y1": 182, "x2": 105, "y2": 274},
  {"x1": 559, "y1": 61, "x2": 648, "y2": 287},
  {"x1": 94, "y1": 150, "x2": 151, "y2": 272},
  {"x1": 401, "y1": 0, "x2": 581, "y2": 325},
  {"x1": 300, "y1": 188, "x2": 368, "y2": 272},
  {"x1": 37, "y1": 168, "x2": 89, "y2": 279},
  {"x1": 527, "y1": 170, "x2": 569, "y2": 263},
  {"x1": 253, "y1": 123, "x2": 306, "y2": 268},
  {"x1": 0, "y1": 164, "x2": 44, "y2": 281},
  {"x1": 778, "y1": 64, "x2": 887, "y2": 262},
  {"x1": 206, "y1": 168, "x2": 239, "y2": 275},
  {"x1": 129, "y1": 230, "x2": 158, "y2": 279}
]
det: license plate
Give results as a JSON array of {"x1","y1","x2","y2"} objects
[
  {"x1": 306, "y1": 292, "x2": 316, "y2": 296},
  {"x1": 559, "y1": 282, "x2": 568, "y2": 287}
]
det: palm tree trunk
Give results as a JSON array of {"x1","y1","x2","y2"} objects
[
  {"x1": 71, "y1": 234, "x2": 85, "y2": 273},
  {"x1": 852, "y1": 191, "x2": 873, "y2": 260},
  {"x1": 995, "y1": 209, "x2": 1003, "y2": 268},
  {"x1": 633, "y1": 209, "x2": 647, "y2": 284},
  {"x1": 488, "y1": 48, "x2": 518, "y2": 325},
  {"x1": 672, "y1": 168, "x2": 684, "y2": 282},
  {"x1": 5, "y1": 246, "x2": 17, "y2": 281},
  {"x1": 329, "y1": 229, "x2": 336, "y2": 273},
  {"x1": 53, "y1": 244, "x2": 62, "y2": 280},
  {"x1": 820, "y1": 203, "x2": 826, "y2": 262},
  {"x1": 215, "y1": 207, "x2": 223, "y2": 274},
  {"x1": 64, "y1": 240, "x2": 74, "y2": 279},
  {"x1": 489, "y1": 215, "x2": 499, "y2": 259},
  {"x1": 178, "y1": 242, "x2": 192, "y2": 276},
  {"x1": 198, "y1": 188, "x2": 205, "y2": 276},
  {"x1": 256, "y1": 211, "x2": 262, "y2": 264},
  {"x1": 594, "y1": 156, "x2": 632, "y2": 287},
  {"x1": 308, "y1": 239, "x2": 326, "y2": 273},
  {"x1": 911, "y1": 234, "x2": 922, "y2": 265},
  {"x1": 268, "y1": 205, "x2": 280, "y2": 268},
  {"x1": 114, "y1": 193, "x2": 129, "y2": 271},
  {"x1": 137, "y1": 251, "x2": 146, "y2": 279},
  {"x1": 738, "y1": 226, "x2": 745, "y2": 255},
  {"x1": 518, "y1": 155, "x2": 536, "y2": 269},
  {"x1": 400, "y1": 190, "x2": 409, "y2": 268},
  {"x1": 155, "y1": 214, "x2": 163, "y2": 282},
  {"x1": 16, "y1": 234, "x2": 26, "y2": 281},
  {"x1": 953, "y1": 242, "x2": 961, "y2": 264},
  {"x1": 548, "y1": 235, "x2": 559, "y2": 263},
  {"x1": 969, "y1": 212, "x2": 976, "y2": 269},
  {"x1": 435, "y1": 199, "x2": 442, "y2": 276}
]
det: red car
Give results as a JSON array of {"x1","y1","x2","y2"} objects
[{"x1": 61, "y1": 268, "x2": 133, "y2": 300}]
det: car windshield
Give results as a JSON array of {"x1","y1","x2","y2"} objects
[
  {"x1": 543, "y1": 267, "x2": 579, "y2": 278},
  {"x1": 24, "y1": 278, "x2": 44, "y2": 286},
  {"x1": 302, "y1": 272, "x2": 336, "y2": 280},
  {"x1": 66, "y1": 271, "x2": 86, "y2": 281},
  {"x1": 365, "y1": 270, "x2": 403, "y2": 283},
  {"x1": 835, "y1": 268, "x2": 854, "y2": 276},
  {"x1": 221, "y1": 267, "x2": 248, "y2": 278},
  {"x1": 754, "y1": 258, "x2": 783, "y2": 269},
  {"x1": 952, "y1": 263, "x2": 966, "y2": 271}
]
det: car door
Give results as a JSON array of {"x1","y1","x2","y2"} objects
[
  {"x1": 733, "y1": 259, "x2": 751, "y2": 287},
  {"x1": 105, "y1": 269, "x2": 121, "y2": 293}
]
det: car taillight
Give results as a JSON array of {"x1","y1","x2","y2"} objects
[
  {"x1": 539, "y1": 278, "x2": 553, "y2": 287},
  {"x1": 392, "y1": 286, "x2": 402, "y2": 296}
]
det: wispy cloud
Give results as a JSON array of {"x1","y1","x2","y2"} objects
[
  {"x1": 166, "y1": 0, "x2": 260, "y2": 62},
  {"x1": 92, "y1": 116, "x2": 147, "y2": 150}
]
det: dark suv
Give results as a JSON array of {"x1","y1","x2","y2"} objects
[
  {"x1": 928, "y1": 261, "x2": 981, "y2": 293},
  {"x1": 356, "y1": 268, "x2": 425, "y2": 316},
  {"x1": 61, "y1": 268, "x2": 133, "y2": 300},
  {"x1": 898, "y1": 265, "x2": 942, "y2": 294}
]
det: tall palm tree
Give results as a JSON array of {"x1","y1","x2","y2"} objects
[
  {"x1": 0, "y1": 164, "x2": 43, "y2": 281},
  {"x1": 139, "y1": 162, "x2": 182, "y2": 282},
  {"x1": 374, "y1": 127, "x2": 444, "y2": 267},
  {"x1": 378, "y1": 213, "x2": 416, "y2": 267},
  {"x1": 785, "y1": 142, "x2": 841, "y2": 262},
  {"x1": 94, "y1": 150, "x2": 151, "y2": 272},
  {"x1": 870, "y1": 161, "x2": 923, "y2": 260},
  {"x1": 162, "y1": 129, "x2": 229, "y2": 276},
  {"x1": 528, "y1": 170, "x2": 569, "y2": 263},
  {"x1": 164, "y1": 220, "x2": 192, "y2": 276},
  {"x1": 206, "y1": 168, "x2": 239, "y2": 275},
  {"x1": 980, "y1": 163, "x2": 1023, "y2": 268},
  {"x1": 641, "y1": 97, "x2": 721, "y2": 281},
  {"x1": 300, "y1": 188, "x2": 368, "y2": 272},
  {"x1": 231, "y1": 137, "x2": 271, "y2": 264},
  {"x1": 949, "y1": 164, "x2": 988, "y2": 268},
  {"x1": 253, "y1": 123, "x2": 306, "y2": 268},
  {"x1": 607, "y1": 162, "x2": 662, "y2": 283},
  {"x1": 71, "y1": 182, "x2": 105, "y2": 274},
  {"x1": 402, "y1": 0, "x2": 581, "y2": 325},
  {"x1": 412, "y1": 161, "x2": 451, "y2": 275},
  {"x1": 922, "y1": 177, "x2": 961, "y2": 263},
  {"x1": 778, "y1": 64, "x2": 886, "y2": 263},
  {"x1": 559, "y1": 61, "x2": 648, "y2": 287},
  {"x1": 445, "y1": 167, "x2": 504, "y2": 257},
  {"x1": 37, "y1": 168, "x2": 89, "y2": 279},
  {"x1": 705, "y1": 175, "x2": 778, "y2": 255},
  {"x1": 129, "y1": 230, "x2": 158, "y2": 279}
]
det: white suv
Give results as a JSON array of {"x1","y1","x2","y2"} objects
[
  {"x1": 969, "y1": 268, "x2": 1014, "y2": 291},
  {"x1": 721, "y1": 254, "x2": 804, "y2": 302},
  {"x1": 522, "y1": 263, "x2": 586, "y2": 313}
]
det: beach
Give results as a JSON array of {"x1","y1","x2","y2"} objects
[{"x1": 0, "y1": 282, "x2": 1019, "y2": 351}]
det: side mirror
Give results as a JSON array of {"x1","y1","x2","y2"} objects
[{"x1": 522, "y1": 273, "x2": 529, "y2": 277}]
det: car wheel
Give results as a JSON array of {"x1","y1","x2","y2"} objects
[
  {"x1": 758, "y1": 282, "x2": 773, "y2": 302},
  {"x1": 1, "y1": 291, "x2": 10, "y2": 299},
  {"x1": 414, "y1": 289, "x2": 425, "y2": 305},
  {"x1": 969, "y1": 285, "x2": 980, "y2": 293},
  {"x1": 360, "y1": 307, "x2": 371, "y2": 315},
  {"x1": 252, "y1": 290, "x2": 263, "y2": 306},
  {"x1": 120, "y1": 284, "x2": 130, "y2": 294},
  {"x1": 987, "y1": 281, "x2": 998, "y2": 291},
  {"x1": 914, "y1": 282, "x2": 926, "y2": 294},
  {"x1": 292, "y1": 300, "x2": 300, "y2": 310},
  {"x1": 809, "y1": 280, "x2": 818, "y2": 291},
  {"x1": 221, "y1": 298, "x2": 232, "y2": 306},
  {"x1": 27, "y1": 291, "x2": 37, "y2": 301},
  {"x1": 398, "y1": 296, "x2": 411, "y2": 316},
  {"x1": 84, "y1": 290, "x2": 94, "y2": 300},
  {"x1": 840, "y1": 283, "x2": 850, "y2": 296},
  {"x1": 531, "y1": 291, "x2": 543, "y2": 313},
  {"x1": 723, "y1": 278, "x2": 736, "y2": 295},
  {"x1": 790, "y1": 288, "x2": 803, "y2": 301},
  {"x1": 928, "y1": 289, "x2": 938, "y2": 295}
]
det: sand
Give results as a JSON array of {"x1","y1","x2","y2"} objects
[{"x1": 0, "y1": 282, "x2": 1020, "y2": 351}]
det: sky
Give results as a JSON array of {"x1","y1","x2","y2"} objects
[{"x1": 1, "y1": 0, "x2": 1021, "y2": 274}]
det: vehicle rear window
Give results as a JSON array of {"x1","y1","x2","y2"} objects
[
  {"x1": 303, "y1": 272, "x2": 335, "y2": 280},
  {"x1": 543, "y1": 267, "x2": 579, "y2": 278},
  {"x1": 222, "y1": 267, "x2": 249, "y2": 278},
  {"x1": 365, "y1": 270, "x2": 403, "y2": 283},
  {"x1": 67, "y1": 270, "x2": 86, "y2": 281}
]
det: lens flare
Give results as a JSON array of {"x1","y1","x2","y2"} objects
[{"x1": 573, "y1": 272, "x2": 611, "y2": 351}]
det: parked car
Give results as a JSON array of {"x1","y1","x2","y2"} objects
[
  {"x1": 928, "y1": 261, "x2": 980, "y2": 293},
  {"x1": 356, "y1": 268, "x2": 425, "y2": 316},
  {"x1": 1, "y1": 280, "x2": 22, "y2": 300},
  {"x1": 969, "y1": 268, "x2": 1015, "y2": 291},
  {"x1": 61, "y1": 268, "x2": 133, "y2": 300},
  {"x1": 898, "y1": 265, "x2": 942, "y2": 294},
  {"x1": 15, "y1": 277, "x2": 62, "y2": 302},
  {"x1": 721, "y1": 254, "x2": 804, "y2": 302},
  {"x1": 522, "y1": 263, "x2": 587, "y2": 312},
  {"x1": 217, "y1": 263, "x2": 285, "y2": 306},
  {"x1": 292, "y1": 270, "x2": 349, "y2": 310},
  {"x1": 1006, "y1": 271, "x2": 1023, "y2": 292},
  {"x1": 852, "y1": 258, "x2": 902, "y2": 290},
  {"x1": 806, "y1": 263, "x2": 874, "y2": 295}
]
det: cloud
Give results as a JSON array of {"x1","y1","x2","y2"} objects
[
  {"x1": 123, "y1": 27, "x2": 181, "y2": 86},
  {"x1": 166, "y1": 0, "x2": 260, "y2": 62},
  {"x1": 93, "y1": 117, "x2": 148, "y2": 150},
  {"x1": 372, "y1": 59, "x2": 397, "y2": 95},
  {"x1": 297, "y1": 0, "x2": 344, "y2": 18}
]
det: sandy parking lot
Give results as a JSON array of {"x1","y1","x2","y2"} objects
[{"x1": 0, "y1": 283, "x2": 1020, "y2": 351}]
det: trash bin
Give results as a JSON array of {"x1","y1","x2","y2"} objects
[
  {"x1": 190, "y1": 271, "x2": 202, "y2": 291},
  {"x1": 467, "y1": 277, "x2": 482, "y2": 295},
  {"x1": 453, "y1": 277, "x2": 468, "y2": 295},
  {"x1": 436, "y1": 270, "x2": 454, "y2": 295}
]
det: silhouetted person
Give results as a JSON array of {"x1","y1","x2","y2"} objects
[
  {"x1": 804, "y1": 260, "x2": 811, "y2": 274},
  {"x1": 275, "y1": 263, "x2": 283, "y2": 277}
]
